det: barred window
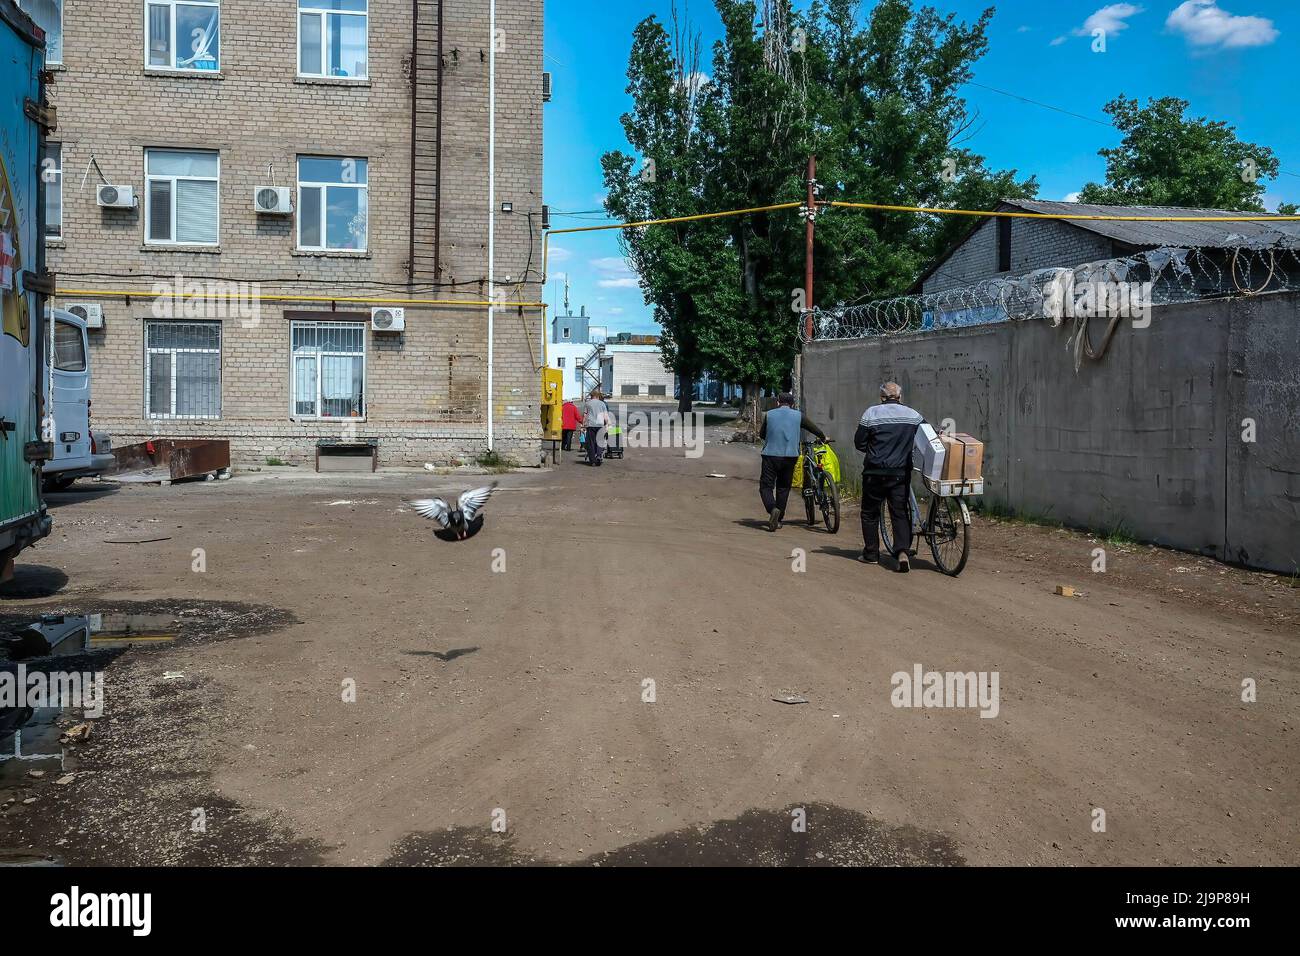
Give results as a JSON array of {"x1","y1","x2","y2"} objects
[
  {"x1": 291, "y1": 321, "x2": 365, "y2": 418},
  {"x1": 145, "y1": 321, "x2": 221, "y2": 419}
]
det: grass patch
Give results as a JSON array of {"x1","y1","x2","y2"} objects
[
  {"x1": 835, "y1": 471, "x2": 862, "y2": 502},
  {"x1": 970, "y1": 499, "x2": 1061, "y2": 529},
  {"x1": 1104, "y1": 520, "x2": 1139, "y2": 547},
  {"x1": 475, "y1": 450, "x2": 515, "y2": 473},
  {"x1": 265, "y1": 457, "x2": 288, "y2": 467}
]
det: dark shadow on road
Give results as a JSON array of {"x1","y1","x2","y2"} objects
[
  {"x1": 43, "y1": 484, "x2": 120, "y2": 508},
  {"x1": 382, "y1": 802, "x2": 964, "y2": 867},
  {"x1": 0, "y1": 566, "x2": 69, "y2": 600}
]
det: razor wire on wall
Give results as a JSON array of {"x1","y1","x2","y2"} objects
[{"x1": 804, "y1": 244, "x2": 1300, "y2": 343}]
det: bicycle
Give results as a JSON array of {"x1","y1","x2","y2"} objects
[
  {"x1": 877, "y1": 475, "x2": 972, "y2": 576},
  {"x1": 800, "y1": 440, "x2": 840, "y2": 534}
]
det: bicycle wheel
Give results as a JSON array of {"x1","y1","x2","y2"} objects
[
  {"x1": 819, "y1": 475, "x2": 840, "y2": 534},
  {"x1": 928, "y1": 495, "x2": 970, "y2": 576},
  {"x1": 802, "y1": 461, "x2": 818, "y2": 527},
  {"x1": 879, "y1": 484, "x2": 920, "y2": 555}
]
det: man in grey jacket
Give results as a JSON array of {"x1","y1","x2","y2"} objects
[{"x1": 758, "y1": 393, "x2": 827, "y2": 531}]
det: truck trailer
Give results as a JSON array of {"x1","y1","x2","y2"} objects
[{"x1": 0, "y1": 0, "x2": 54, "y2": 582}]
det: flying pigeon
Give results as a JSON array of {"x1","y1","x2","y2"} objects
[{"x1": 411, "y1": 485, "x2": 497, "y2": 541}]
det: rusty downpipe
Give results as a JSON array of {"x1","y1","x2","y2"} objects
[
  {"x1": 433, "y1": 0, "x2": 445, "y2": 280},
  {"x1": 407, "y1": 0, "x2": 419, "y2": 281}
]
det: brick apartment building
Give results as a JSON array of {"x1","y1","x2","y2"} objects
[{"x1": 25, "y1": 0, "x2": 545, "y2": 466}]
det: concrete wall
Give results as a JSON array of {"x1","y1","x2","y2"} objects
[
  {"x1": 804, "y1": 291, "x2": 1300, "y2": 573},
  {"x1": 44, "y1": 0, "x2": 544, "y2": 466}
]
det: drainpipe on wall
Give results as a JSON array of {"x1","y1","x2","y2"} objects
[
  {"x1": 407, "y1": 0, "x2": 418, "y2": 281},
  {"x1": 433, "y1": 0, "x2": 445, "y2": 279},
  {"x1": 486, "y1": 0, "x2": 497, "y2": 452}
]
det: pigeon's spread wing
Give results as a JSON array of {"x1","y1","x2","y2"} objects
[
  {"x1": 458, "y1": 485, "x2": 496, "y2": 523},
  {"x1": 411, "y1": 498, "x2": 452, "y2": 529}
]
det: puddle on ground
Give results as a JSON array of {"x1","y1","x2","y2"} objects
[
  {"x1": 0, "y1": 612, "x2": 177, "y2": 660},
  {"x1": 0, "y1": 600, "x2": 299, "y2": 782},
  {"x1": 0, "y1": 599, "x2": 298, "y2": 656},
  {"x1": 382, "y1": 803, "x2": 964, "y2": 867}
]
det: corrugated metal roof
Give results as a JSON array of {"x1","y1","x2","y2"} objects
[{"x1": 1005, "y1": 199, "x2": 1300, "y2": 249}]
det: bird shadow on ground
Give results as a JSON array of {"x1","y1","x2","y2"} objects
[{"x1": 403, "y1": 647, "x2": 480, "y2": 661}]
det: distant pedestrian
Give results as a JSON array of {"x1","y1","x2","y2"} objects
[
  {"x1": 584, "y1": 389, "x2": 611, "y2": 466},
  {"x1": 759, "y1": 392, "x2": 827, "y2": 531},
  {"x1": 561, "y1": 399, "x2": 580, "y2": 450}
]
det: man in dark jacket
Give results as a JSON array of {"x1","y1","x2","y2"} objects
[
  {"x1": 855, "y1": 382, "x2": 925, "y2": 572},
  {"x1": 758, "y1": 393, "x2": 827, "y2": 531}
]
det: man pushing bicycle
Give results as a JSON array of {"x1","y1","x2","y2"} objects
[{"x1": 855, "y1": 382, "x2": 926, "y2": 572}]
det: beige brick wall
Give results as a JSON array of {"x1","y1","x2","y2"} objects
[{"x1": 44, "y1": 0, "x2": 544, "y2": 466}]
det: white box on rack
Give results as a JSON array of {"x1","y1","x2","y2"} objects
[{"x1": 914, "y1": 423, "x2": 946, "y2": 482}]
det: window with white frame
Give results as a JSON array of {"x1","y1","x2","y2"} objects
[
  {"x1": 291, "y1": 321, "x2": 365, "y2": 419},
  {"x1": 146, "y1": 0, "x2": 220, "y2": 71},
  {"x1": 145, "y1": 148, "x2": 219, "y2": 245},
  {"x1": 42, "y1": 142, "x2": 61, "y2": 239},
  {"x1": 297, "y1": 156, "x2": 367, "y2": 251},
  {"x1": 18, "y1": 1, "x2": 62, "y2": 65},
  {"x1": 145, "y1": 321, "x2": 221, "y2": 418},
  {"x1": 298, "y1": 0, "x2": 367, "y2": 79},
  {"x1": 556, "y1": 357, "x2": 565, "y2": 368}
]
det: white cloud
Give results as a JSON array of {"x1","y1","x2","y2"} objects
[
  {"x1": 591, "y1": 256, "x2": 640, "y2": 289},
  {"x1": 1079, "y1": 3, "x2": 1144, "y2": 35},
  {"x1": 1063, "y1": 191, "x2": 1083, "y2": 202},
  {"x1": 1166, "y1": 1, "x2": 1278, "y2": 49},
  {"x1": 607, "y1": 307, "x2": 626, "y2": 316},
  {"x1": 1057, "y1": 4, "x2": 1143, "y2": 43},
  {"x1": 675, "y1": 71, "x2": 711, "y2": 95},
  {"x1": 548, "y1": 245, "x2": 572, "y2": 263}
]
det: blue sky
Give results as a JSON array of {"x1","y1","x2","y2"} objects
[{"x1": 543, "y1": 1, "x2": 1300, "y2": 334}]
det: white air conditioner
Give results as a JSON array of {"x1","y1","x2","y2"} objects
[
  {"x1": 254, "y1": 186, "x2": 292, "y2": 214},
  {"x1": 371, "y1": 307, "x2": 405, "y2": 333},
  {"x1": 97, "y1": 184, "x2": 136, "y2": 208},
  {"x1": 64, "y1": 302, "x2": 105, "y2": 329}
]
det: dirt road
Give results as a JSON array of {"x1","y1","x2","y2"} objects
[{"x1": 2, "y1": 440, "x2": 1297, "y2": 866}]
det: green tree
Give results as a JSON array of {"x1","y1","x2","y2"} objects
[
  {"x1": 694, "y1": 0, "x2": 1034, "y2": 393},
  {"x1": 1078, "y1": 96, "x2": 1283, "y2": 211},
  {"x1": 600, "y1": 11, "x2": 736, "y2": 412},
  {"x1": 599, "y1": 0, "x2": 1035, "y2": 402}
]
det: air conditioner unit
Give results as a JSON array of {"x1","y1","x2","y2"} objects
[
  {"x1": 64, "y1": 302, "x2": 105, "y2": 329},
  {"x1": 542, "y1": 71, "x2": 553, "y2": 102},
  {"x1": 371, "y1": 307, "x2": 405, "y2": 333},
  {"x1": 97, "y1": 184, "x2": 136, "y2": 208},
  {"x1": 254, "y1": 186, "x2": 292, "y2": 214}
]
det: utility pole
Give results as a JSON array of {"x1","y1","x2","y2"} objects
[{"x1": 803, "y1": 155, "x2": 817, "y2": 342}]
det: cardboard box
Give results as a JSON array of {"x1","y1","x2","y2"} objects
[
  {"x1": 940, "y1": 433, "x2": 984, "y2": 481},
  {"x1": 913, "y1": 424, "x2": 946, "y2": 482}
]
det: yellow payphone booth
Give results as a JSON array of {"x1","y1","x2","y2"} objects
[{"x1": 541, "y1": 368, "x2": 563, "y2": 462}]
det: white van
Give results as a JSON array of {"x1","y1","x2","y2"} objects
[{"x1": 41, "y1": 309, "x2": 114, "y2": 492}]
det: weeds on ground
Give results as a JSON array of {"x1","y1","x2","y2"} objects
[
  {"x1": 970, "y1": 499, "x2": 1062, "y2": 529},
  {"x1": 265, "y1": 457, "x2": 288, "y2": 467},
  {"x1": 475, "y1": 450, "x2": 515, "y2": 473},
  {"x1": 1104, "y1": 520, "x2": 1139, "y2": 547}
]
